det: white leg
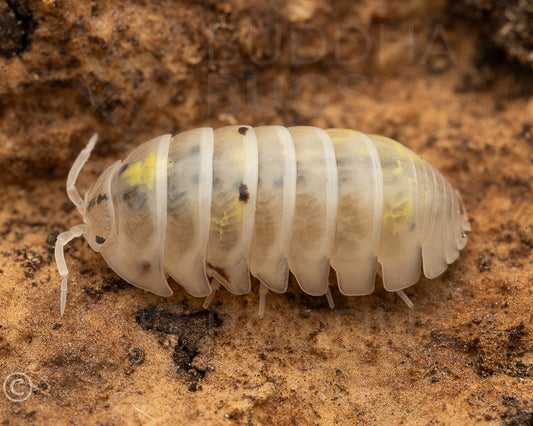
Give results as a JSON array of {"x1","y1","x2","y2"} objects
[
  {"x1": 396, "y1": 290, "x2": 414, "y2": 309},
  {"x1": 67, "y1": 133, "x2": 98, "y2": 213},
  {"x1": 55, "y1": 224, "x2": 87, "y2": 315},
  {"x1": 258, "y1": 282, "x2": 268, "y2": 317},
  {"x1": 325, "y1": 286, "x2": 335, "y2": 309},
  {"x1": 397, "y1": 290, "x2": 415, "y2": 330},
  {"x1": 203, "y1": 279, "x2": 221, "y2": 309}
]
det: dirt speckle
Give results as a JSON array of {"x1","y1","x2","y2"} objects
[
  {"x1": 46, "y1": 230, "x2": 60, "y2": 254},
  {"x1": 0, "y1": 0, "x2": 35, "y2": 58},
  {"x1": 127, "y1": 346, "x2": 145, "y2": 365},
  {"x1": 13, "y1": 248, "x2": 45, "y2": 279},
  {"x1": 430, "y1": 318, "x2": 532, "y2": 379},
  {"x1": 476, "y1": 249, "x2": 493, "y2": 272},
  {"x1": 136, "y1": 307, "x2": 222, "y2": 386},
  {"x1": 83, "y1": 276, "x2": 130, "y2": 301},
  {"x1": 500, "y1": 396, "x2": 533, "y2": 426},
  {"x1": 451, "y1": 0, "x2": 533, "y2": 69}
]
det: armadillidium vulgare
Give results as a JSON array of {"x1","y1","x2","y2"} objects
[{"x1": 55, "y1": 126, "x2": 470, "y2": 315}]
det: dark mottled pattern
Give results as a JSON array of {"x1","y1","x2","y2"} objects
[
  {"x1": 207, "y1": 262, "x2": 230, "y2": 282},
  {"x1": 96, "y1": 193, "x2": 107, "y2": 204},
  {"x1": 167, "y1": 176, "x2": 186, "y2": 208},
  {"x1": 122, "y1": 186, "x2": 148, "y2": 210},
  {"x1": 86, "y1": 198, "x2": 96, "y2": 211}
]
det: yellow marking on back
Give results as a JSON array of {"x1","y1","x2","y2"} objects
[
  {"x1": 121, "y1": 153, "x2": 173, "y2": 189},
  {"x1": 212, "y1": 192, "x2": 243, "y2": 244},
  {"x1": 392, "y1": 158, "x2": 403, "y2": 175},
  {"x1": 382, "y1": 196, "x2": 414, "y2": 237},
  {"x1": 121, "y1": 152, "x2": 157, "y2": 189},
  {"x1": 367, "y1": 134, "x2": 423, "y2": 238},
  {"x1": 326, "y1": 128, "x2": 356, "y2": 139}
]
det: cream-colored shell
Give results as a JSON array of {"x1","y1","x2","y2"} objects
[{"x1": 55, "y1": 125, "x2": 470, "y2": 314}]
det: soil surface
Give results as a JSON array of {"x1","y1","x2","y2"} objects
[{"x1": 0, "y1": 0, "x2": 532, "y2": 424}]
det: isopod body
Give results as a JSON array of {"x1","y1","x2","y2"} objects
[{"x1": 55, "y1": 125, "x2": 470, "y2": 314}]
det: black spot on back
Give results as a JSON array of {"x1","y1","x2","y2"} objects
[
  {"x1": 238, "y1": 183, "x2": 249, "y2": 203},
  {"x1": 238, "y1": 127, "x2": 248, "y2": 135},
  {"x1": 96, "y1": 193, "x2": 108, "y2": 204},
  {"x1": 86, "y1": 198, "x2": 96, "y2": 211}
]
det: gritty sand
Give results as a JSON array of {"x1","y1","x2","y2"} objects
[{"x1": 0, "y1": 0, "x2": 532, "y2": 424}]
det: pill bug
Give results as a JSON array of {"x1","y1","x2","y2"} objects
[{"x1": 55, "y1": 125, "x2": 470, "y2": 315}]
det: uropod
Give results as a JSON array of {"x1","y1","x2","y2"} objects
[{"x1": 55, "y1": 125, "x2": 470, "y2": 315}]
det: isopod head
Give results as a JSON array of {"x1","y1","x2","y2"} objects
[
  {"x1": 55, "y1": 134, "x2": 175, "y2": 315},
  {"x1": 83, "y1": 162, "x2": 119, "y2": 251}
]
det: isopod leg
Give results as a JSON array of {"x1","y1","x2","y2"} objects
[
  {"x1": 55, "y1": 224, "x2": 87, "y2": 315},
  {"x1": 203, "y1": 280, "x2": 220, "y2": 309},
  {"x1": 397, "y1": 290, "x2": 415, "y2": 330},
  {"x1": 396, "y1": 290, "x2": 414, "y2": 309},
  {"x1": 258, "y1": 282, "x2": 268, "y2": 317},
  {"x1": 325, "y1": 286, "x2": 335, "y2": 310}
]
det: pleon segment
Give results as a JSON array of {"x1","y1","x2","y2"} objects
[
  {"x1": 439, "y1": 172, "x2": 460, "y2": 264},
  {"x1": 249, "y1": 126, "x2": 297, "y2": 293},
  {"x1": 100, "y1": 134, "x2": 173, "y2": 296},
  {"x1": 164, "y1": 128, "x2": 213, "y2": 297},
  {"x1": 328, "y1": 129, "x2": 383, "y2": 295},
  {"x1": 206, "y1": 125, "x2": 258, "y2": 294},
  {"x1": 369, "y1": 135, "x2": 422, "y2": 291},
  {"x1": 454, "y1": 189, "x2": 470, "y2": 249},
  {"x1": 288, "y1": 126, "x2": 338, "y2": 296},
  {"x1": 417, "y1": 161, "x2": 448, "y2": 278}
]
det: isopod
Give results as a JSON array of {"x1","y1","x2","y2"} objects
[{"x1": 55, "y1": 125, "x2": 470, "y2": 315}]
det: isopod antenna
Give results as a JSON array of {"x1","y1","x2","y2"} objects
[
  {"x1": 55, "y1": 134, "x2": 97, "y2": 315},
  {"x1": 67, "y1": 133, "x2": 98, "y2": 214}
]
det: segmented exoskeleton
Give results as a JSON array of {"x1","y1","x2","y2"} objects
[{"x1": 55, "y1": 125, "x2": 470, "y2": 315}]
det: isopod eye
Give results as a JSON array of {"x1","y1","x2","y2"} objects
[{"x1": 83, "y1": 162, "x2": 120, "y2": 251}]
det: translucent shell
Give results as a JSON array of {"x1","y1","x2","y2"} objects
[
  {"x1": 98, "y1": 135, "x2": 172, "y2": 296},
  {"x1": 70, "y1": 125, "x2": 471, "y2": 303}
]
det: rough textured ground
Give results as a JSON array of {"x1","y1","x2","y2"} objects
[{"x1": 0, "y1": 0, "x2": 532, "y2": 424}]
